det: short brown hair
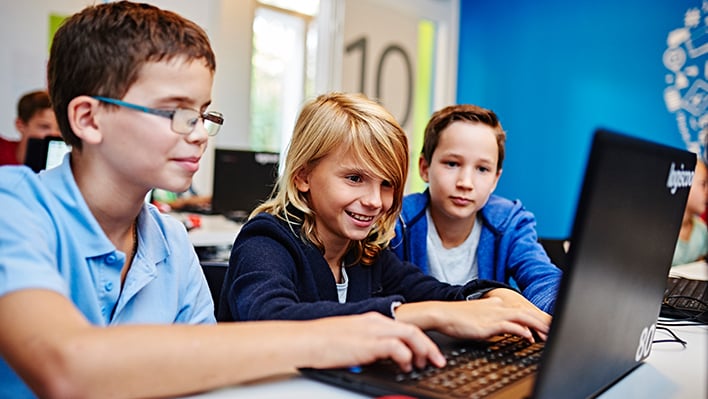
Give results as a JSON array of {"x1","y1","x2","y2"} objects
[
  {"x1": 421, "y1": 104, "x2": 506, "y2": 171},
  {"x1": 47, "y1": 1, "x2": 216, "y2": 148},
  {"x1": 16, "y1": 90, "x2": 51, "y2": 123}
]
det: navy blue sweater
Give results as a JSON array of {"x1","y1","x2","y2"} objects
[{"x1": 217, "y1": 212, "x2": 507, "y2": 322}]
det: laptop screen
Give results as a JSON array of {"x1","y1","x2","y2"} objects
[
  {"x1": 45, "y1": 139, "x2": 70, "y2": 170},
  {"x1": 24, "y1": 136, "x2": 71, "y2": 173},
  {"x1": 211, "y1": 149, "x2": 280, "y2": 221}
]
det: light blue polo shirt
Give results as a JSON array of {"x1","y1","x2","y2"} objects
[{"x1": 0, "y1": 154, "x2": 215, "y2": 398}]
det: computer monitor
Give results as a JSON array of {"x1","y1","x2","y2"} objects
[
  {"x1": 211, "y1": 149, "x2": 280, "y2": 221},
  {"x1": 24, "y1": 136, "x2": 71, "y2": 173}
]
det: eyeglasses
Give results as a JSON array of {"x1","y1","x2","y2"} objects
[{"x1": 92, "y1": 96, "x2": 224, "y2": 136}]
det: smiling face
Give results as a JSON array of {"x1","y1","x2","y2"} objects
[
  {"x1": 87, "y1": 58, "x2": 214, "y2": 195},
  {"x1": 295, "y1": 147, "x2": 394, "y2": 255},
  {"x1": 420, "y1": 120, "x2": 501, "y2": 230}
]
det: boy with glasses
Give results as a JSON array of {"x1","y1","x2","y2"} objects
[{"x1": 0, "y1": 2, "x2": 444, "y2": 397}]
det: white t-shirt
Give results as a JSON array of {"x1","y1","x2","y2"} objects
[
  {"x1": 336, "y1": 264, "x2": 349, "y2": 303},
  {"x1": 426, "y1": 210, "x2": 481, "y2": 285}
]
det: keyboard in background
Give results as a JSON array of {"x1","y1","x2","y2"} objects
[{"x1": 661, "y1": 276, "x2": 708, "y2": 322}]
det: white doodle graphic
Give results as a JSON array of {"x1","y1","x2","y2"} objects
[{"x1": 664, "y1": 1, "x2": 708, "y2": 159}]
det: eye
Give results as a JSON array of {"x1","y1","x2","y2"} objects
[
  {"x1": 444, "y1": 160, "x2": 459, "y2": 168},
  {"x1": 381, "y1": 180, "x2": 393, "y2": 188},
  {"x1": 185, "y1": 116, "x2": 199, "y2": 127},
  {"x1": 346, "y1": 175, "x2": 363, "y2": 183}
]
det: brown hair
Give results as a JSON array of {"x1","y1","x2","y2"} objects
[
  {"x1": 47, "y1": 1, "x2": 216, "y2": 149},
  {"x1": 421, "y1": 104, "x2": 506, "y2": 171},
  {"x1": 17, "y1": 90, "x2": 52, "y2": 123}
]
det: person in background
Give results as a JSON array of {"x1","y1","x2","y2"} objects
[
  {"x1": 0, "y1": 3, "x2": 445, "y2": 398},
  {"x1": 219, "y1": 92, "x2": 551, "y2": 345},
  {"x1": 0, "y1": 90, "x2": 60, "y2": 166},
  {"x1": 390, "y1": 104, "x2": 561, "y2": 313},
  {"x1": 672, "y1": 157, "x2": 708, "y2": 265}
]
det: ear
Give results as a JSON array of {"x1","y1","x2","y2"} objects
[
  {"x1": 418, "y1": 155, "x2": 431, "y2": 183},
  {"x1": 293, "y1": 166, "x2": 311, "y2": 193},
  {"x1": 67, "y1": 95, "x2": 103, "y2": 145},
  {"x1": 490, "y1": 168, "x2": 503, "y2": 192},
  {"x1": 14, "y1": 118, "x2": 26, "y2": 136}
]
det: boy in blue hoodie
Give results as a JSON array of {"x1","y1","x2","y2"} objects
[{"x1": 392, "y1": 104, "x2": 561, "y2": 313}]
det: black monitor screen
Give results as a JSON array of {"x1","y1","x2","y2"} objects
[
  {"x1": 211, "y1": 149, "x2": 280, "y2": 221},
  {"x1": 24, "y1": 136, "x2": 71, "y2": 173}
]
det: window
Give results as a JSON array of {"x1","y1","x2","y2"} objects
[{"x1": 250, "y1": 0, "x2": 319, "y2": 153}]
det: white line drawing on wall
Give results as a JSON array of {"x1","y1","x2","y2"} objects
[{"x1": 664, "y1": 1, "x2": 708, "y2": 159}]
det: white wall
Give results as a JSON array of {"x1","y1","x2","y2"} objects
[
  {"x1": 0, "y1": 0, "x2": 457, "y2": 195},
  {"x1": 0, "y1": 0, "x2": 252, "y2": 195}
]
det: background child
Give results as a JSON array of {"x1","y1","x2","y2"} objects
[
  {"x1": 391, "y1": 104, "x2": 562, "y2": 313},
  {"x1": 0, "y1": 90, "x2": 60, "y2": 166},
  {"x1": 0, "y1": 3, "x2": 446, "y2": 397},
  {"x1": 219, "y1": 92, "x2": 551, "y2": 343},
  {"x1": 672, "y1": 158, "x2": 708, "y2": 265}
]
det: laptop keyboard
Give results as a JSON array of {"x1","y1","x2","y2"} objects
[
  {"x1": 391, "y1": 334, "x2": 543, "y2": 398},
  {"x1": 662, "y1": 277, "x2": 708, "y2": 318}
]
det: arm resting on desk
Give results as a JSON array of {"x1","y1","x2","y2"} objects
[{"x1": 0, "y1": 290, "x2": 443, "y2": 398}]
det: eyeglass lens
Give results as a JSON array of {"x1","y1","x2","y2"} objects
[{"x1": 173, "y1": 109, "x2": 223, "y2": 136}]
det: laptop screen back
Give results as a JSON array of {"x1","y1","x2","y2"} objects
[
  {"x1": 211, "y1": 149, "x2": 279, "y2": 221},
  {"x1": 24, "y1": 136, "x2": 71, "y2": 173},
  {"x1": 532, "y1": 129, "x2": 695, "y2": 398}
]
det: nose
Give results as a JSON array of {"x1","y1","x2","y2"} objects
[
  {"x1": 456, "y1": 166, "x2": 475, "y2": 190},
  {"x1": 361, "y1": 183, "x2": 384, "y2": 209},
  {"x1": 186, "y1": 120, "x2": 209, "y2": 144}
]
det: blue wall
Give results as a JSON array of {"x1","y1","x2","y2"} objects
[{"x1": 458, "y1": 0, "x2": 702, "y2": 238}]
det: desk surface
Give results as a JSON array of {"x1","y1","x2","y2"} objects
[
  {"x1": 180, "y1": 213, "x2": 242, "y2": 248},
  {"x1": 183, "y1": 263, "x2": 708, "y2": 399},
  {"x1": 181, "y1": 322, "x2": 707, "y2": 399}
]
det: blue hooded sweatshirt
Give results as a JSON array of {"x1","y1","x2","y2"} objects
[{"x1": 391, "y1": 190, "x2": 561, "y2": 313}]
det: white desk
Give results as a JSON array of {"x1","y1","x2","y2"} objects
[
  {"x1": 178, "y1": 213, "x2": 242, "y2": 248},
  {"x1": 180, "y1": 321, "x2": 706, "y2": 399},
  {"x1": 178, "y1": 324, "x2": 706, "y2": 399},
  {"x1": 669, "y1": 260, "x2": 708, "y2": 280},
  {"x1": 182, "y1": 261, "x2": 707, "y2": 399}
]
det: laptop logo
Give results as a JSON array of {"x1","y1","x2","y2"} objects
[
  {"x1": 666, "y1": 162, "x2": 694, "y2": 194},
  {"x1": 635, "y1": 323, "x2": 656, "y2": 361}
]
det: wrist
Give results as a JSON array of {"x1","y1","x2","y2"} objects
[{"x1": 394, "y1": 301, "x2": 441, "y2": 330}]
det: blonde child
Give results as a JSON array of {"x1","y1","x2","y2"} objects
[{"x1": 219, "y1": 93, "x2": 551, "y2": 345}]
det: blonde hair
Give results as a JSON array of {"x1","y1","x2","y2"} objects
[{"x1": 252, "y1": 92, "x2": 409, "y2": 265}]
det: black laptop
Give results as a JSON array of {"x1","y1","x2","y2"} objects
[
  {"x1": 211, "y1": 149, "x2": 279, "y2": 222},
  {"x1": 24, "y1": 136, "x2": 71, "y2": 173},
  {"x1": 300, "y1": 129, "x2": 695, "y2": 399}
]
